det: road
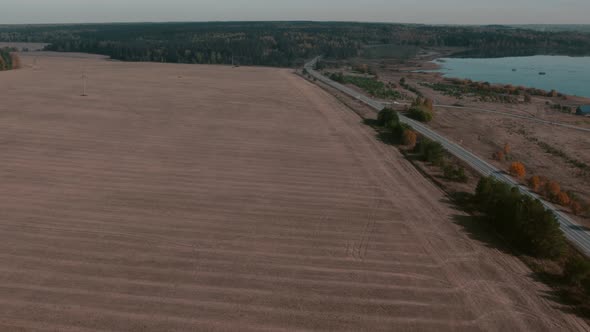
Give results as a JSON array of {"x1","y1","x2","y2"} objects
[{"x1": 304, "y1": 57, "x2": 590, "y2": 257}]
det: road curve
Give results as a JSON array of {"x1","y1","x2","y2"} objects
[{"x1": 304, "y1": 57, "x2": 590, "y2": 257}]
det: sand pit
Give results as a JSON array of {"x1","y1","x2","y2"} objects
[{"x1": 0, "y1": 54, "x2": 586, "y2": 331}]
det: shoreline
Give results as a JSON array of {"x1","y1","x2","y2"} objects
[{"x1": 417, "y1": 56, "x2": 590, "y2": 101}]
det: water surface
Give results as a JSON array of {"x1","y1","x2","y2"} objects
[{"x1": 431, "y1": 56, "x2": 590, "y2": 98}]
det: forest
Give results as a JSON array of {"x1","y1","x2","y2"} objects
[{"x1": 1, "y1": 22, "x2": 590, "y2": 67}]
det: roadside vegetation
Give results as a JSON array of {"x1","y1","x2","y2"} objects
[
  {"x1": 399, "y1": 77, "x2": 423, "y2": 97},
  {"x1": 406, "y1": 97, "x2": 435, "y2": 123},
  {"x1": 492, "y1": 141, "x2": 589, "y2": 217},
  {"x1": 535, "y1": 141, "x2": 590, "y2": 174},
  {"x1": 375, "y1": 108, "x2": 467, "y2": 183},
  {"x1": 0, "y1": 48, "x2": 20, "y2": 71},
  {"x1": 421, "y1": 79, "x2": 570, "y2": 103},
  {"x1": 467, "y1": 176, "x2": 590, "y2": 318},
  {"x1": 526, "y1": 174, "x2": 589, "y2": 216},
  {"x1": 330, "y1": 73, "x2": 402, "y2": 100},
  {"x1": 475, "y1": 177, "x2": 566, "y2": 258}
]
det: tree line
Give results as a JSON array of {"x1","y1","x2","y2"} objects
[{"x1": 2, "y1": 22, "x2": 590, "y2": 67}]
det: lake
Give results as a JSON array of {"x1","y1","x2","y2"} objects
[{"x1": 430, "y1": 55, "x2": 590, "y2": 98}]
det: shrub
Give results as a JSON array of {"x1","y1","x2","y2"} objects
[
  {"x1": 528, "y1": 176, "x2": 542, "y2": 192},
  {"x1": 402, "y1": 130, "x2": 417, "y2": 148},
  {"x1": 407, "y1": 105, "x2": 433, "y2": 123},
  {"x1": 509, "y1": 162, "x2": 526, "y2": 179},
  {"x1": 503, "y1": 143, "x2": 511, "y2": 155},
  {"x1": 557, "y1": 192, "x2": 571, "y2": 206},
  {"x1": 414, "y1": 138, "x2": 445, "y2": 165},
  {"x1": 390, "y1": 122, "x2": 411, "y2": 141},
  {"x1": 493, "y1": 151, "x2": 505, "y2": 161},
  {"x1": 10, "y1": 53, "x2": 21, "y2": 69},
  {"x1": 571, "y1": 201, "x2": 583, "y2": 216},
  {"x1": 423, "y1": 98, "x2": 434, "y2": 112},
  {"x1": 545, "y1": 181, "x2": 561, "y2": 199},
  {"x1": 329, "y1": 72, "x2": 345, "y2": 83},
  {"x1": 377, "y1": 108, "x2": 399, "y2": 127},
  {"x1": 443, "y1": 164, "x2": 468, "y2": 182},
  {"x1": 343, "y1": 75, "x2": 402, "y2": 99}
]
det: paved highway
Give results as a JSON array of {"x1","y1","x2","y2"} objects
[{"x1": 304, "y1": 57, "x2": 590, "y2": 257}]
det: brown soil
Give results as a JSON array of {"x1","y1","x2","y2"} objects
[{"x1": 0, "y1": 53, "x2": 587, "y2": 331}]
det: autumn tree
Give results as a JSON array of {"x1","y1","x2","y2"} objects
[
  {"x1": 403, "y1": 130, "x2": 417, "y2": 148},
  {"x1": 509, "y1": 162, "x2": 526, "y2": 179},
  {"x1": 545, "y1": 181, "x2": 561, "y2": 199},
  {"x1": 571, "y1": 201, "x2": 583, "y2": 216},
  {"x1": 10, "y1": 53, "x2": 22, "y2": 69},
  {"x1": 528, "y1": 175, "x2": 542, "y2": 192},
  {"x1": 557, "y1": 192, "x2": 571, "y2": 206},
  {"x1": 493, "y1": 151, "x2": 505, "y2": 161},
  {"x1": 423, "y1": 98, "x2": 434, "y2": 112},
  {"x1": 503, "y1": 143, "x2": 511, "y2": 155}
]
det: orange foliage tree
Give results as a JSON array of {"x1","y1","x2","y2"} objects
[
  {"x1": 493, "y1": 151, "x2": 505, "y2": 161},
  {"x1": 528, "y1": 175, "x2": 542, "y2": 192},
  {"x1": 509, "y1": 162, "x2": 526, "y2": 179},
  {"x1": 545, "y1": 181, "x2": 561, "y2": 199},
  {"x1": 402, "y1": 130, "x2": 417, "y2": 148},
  {"x1": 423, "y1": 98, "x2": 434, "y2": 112},
  {"x1": 10, "y1": 53, "x2": 21, "y2": 69},
  {"x1": 571, "y1": 201, "x2": 583, "y2": 216},
  {"x1": 503, "y1": 143, "x2": 511, "y2": 155},
  {"x1": 557, "y1": 192, "x2": 571, "y2": 206}
]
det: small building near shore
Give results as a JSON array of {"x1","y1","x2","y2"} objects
[{"x1": 577, "y1": 105, "x2": 590, "y2": 116}]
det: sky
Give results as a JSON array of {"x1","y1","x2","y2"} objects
[{"x1": 2, "y1": 0, "x2": 589, "y2": 25}]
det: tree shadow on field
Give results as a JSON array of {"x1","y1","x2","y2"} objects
[
  {"x1": 451, "y1": 214, "x2": 516, "y2": 257},
  {"x1": 361, "y1": 119, "x2": 403, "y2": 147},
  {"x1": 528, "y1": 263, "x2": 590, "y2": 320},
  {"x1": 446, "y1": 193, "x2": 590, "y2": 320},
  {"x1": 444, "y1": 192, "x2": 515, "y2": 256},
  {"x1": 362, "y1": 119, "x2": 379, "y2": 127}
]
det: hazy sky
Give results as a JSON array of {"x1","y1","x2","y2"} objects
[{"x1": 2, "y1": 0, "x2": 589, "y2": 25}]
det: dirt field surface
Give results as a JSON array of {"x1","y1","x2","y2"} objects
[{"x1": 0, "y1": 54, "x2": 588, "y2": 331}]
